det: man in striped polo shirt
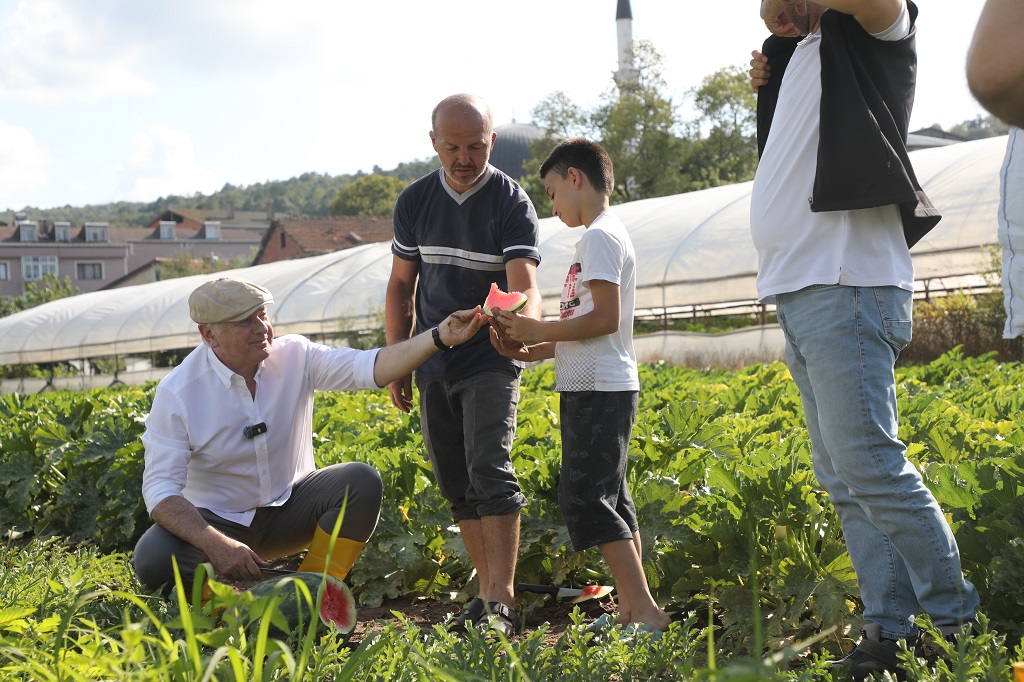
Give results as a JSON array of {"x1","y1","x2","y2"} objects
[{"x1": 386, "y1": 93, "x2": 541, "y2": 636}]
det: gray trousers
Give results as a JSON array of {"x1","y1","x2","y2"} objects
[
  {"x1": 132, "y1": 461, "x2": 382, "y2": 594},
  {"x1": 418, "y1": 367, "x2": 526, "y2": 521}
]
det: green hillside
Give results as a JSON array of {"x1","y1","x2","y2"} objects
[{"x1": 6, "y1": 157, "x2": 437, "y2": 228}]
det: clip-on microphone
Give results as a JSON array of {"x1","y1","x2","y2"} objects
[{"x1": 243, "y1": 422, "x2": 268, "y2": 439}]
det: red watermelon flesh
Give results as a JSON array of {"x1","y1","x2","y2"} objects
[
  {"x1": 318, "y1": 573, "x2": 357, "y2": 635},
  {"x1": 247, "y1": 571, "x2": 357, "y2": 638},
  {"x1": 483, "y1": 282, "x2": 527, "y2": 316}
]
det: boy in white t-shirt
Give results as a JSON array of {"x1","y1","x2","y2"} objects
[{"x1": 489, "y1": 138, "x2": 670, "y2": 636}]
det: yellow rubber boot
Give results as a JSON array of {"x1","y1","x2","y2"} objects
[{"x1": 297, "y1": 526, "x2": 366, "y2": 581}]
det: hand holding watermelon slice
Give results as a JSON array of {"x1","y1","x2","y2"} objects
[
  {"x1": 436, "y1": 306, "x2": 490, "y2": 348},
  {"x1": 483, "y1": 282, "x2": 550, "y2": 351},
  {"x1": 483, "y1": 283, "x2": 528, "y2": 316}
]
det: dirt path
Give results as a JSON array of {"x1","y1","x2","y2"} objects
[
  {"x1": 233, "y1": 557, "x2": 615, "y2": 647},
  {"x1": 349, "y1": 595, "x2": 614, "y2": 646}
]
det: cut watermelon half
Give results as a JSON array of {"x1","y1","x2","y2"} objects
[
  {"x1": 483, "y1": 282, "x2": 527, "y2": 316},
  {"x1": 247, "y1": 571, "x2": 357, "y2": 640}
]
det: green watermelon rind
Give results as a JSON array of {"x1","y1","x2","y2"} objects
[
  {"x1": 247, "y1": 572, "x2": 357, "y2": 639},
  {"x1": 483, "y1": 283, "x2": 528, "y2": 316}
]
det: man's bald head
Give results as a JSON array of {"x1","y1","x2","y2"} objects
[{"x1": 431, "y1": 94, "x2": 493, "y2": 135}]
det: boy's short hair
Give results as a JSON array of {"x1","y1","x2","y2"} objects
[{"x1": 539, "y1": 137, "x2": 615, "y2": 196}]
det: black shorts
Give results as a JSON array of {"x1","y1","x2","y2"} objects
[{"x1": 558, "y1": 390, "x2": 639, "y2": 551}]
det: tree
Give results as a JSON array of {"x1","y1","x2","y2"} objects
[
  {"x1": 944, "y1": 114, "x2": 1010, "y2": 140},
  {"x1": 382, "y1": 157, "x2": 439, "y2": 183},
  {"x1": 330, "y1": 174, "x2": 408, "y2": 217},
  {"x1": 592, "y1": 41, "x2": 689, "y2": 203},
  {"x1": 0, "y1": 274, "x2": 81, "y2": 379},
  {"x1": 519, "y1": 43, "x2": 688, "y2": 211},
  {"x1": 519, "y1": 42, "x2": 760, "y2": 212},
  {"x1": 678, "y1": 66, "x2": 759, "y2": 191},
  {"x1": 0, "y1": 273, "x2": 78, "y2": 318},
  {"x1": 155, "y1": 250, "x2": 254, "y2": 281}
]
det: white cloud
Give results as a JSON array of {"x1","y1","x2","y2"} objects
[
  {"x1": 0, "y1": 121, "x2": 50, "y2": 209},
  {"x1": 119, "y1": 124, "x2": 220, "y2": 201},
  {"x1": 0, "y1": 0, "x2": 154, "y2": 102}
]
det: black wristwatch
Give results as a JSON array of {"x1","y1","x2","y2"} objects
[{"x1": 432, "y1": 325, "x2": 455, "y2": 352}]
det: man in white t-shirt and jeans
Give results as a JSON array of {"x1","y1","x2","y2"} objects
[{"x1": 749, "y1": 1, "x2": 979, "y2": 678}]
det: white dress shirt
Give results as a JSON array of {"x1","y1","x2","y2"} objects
[{"x1": 141, "y1": 335, "x2": 380, "y2": 526}]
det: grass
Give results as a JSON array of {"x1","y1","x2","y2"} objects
[{"x1": 2, "y1": 538, "x2": 1022, "y2": 681}]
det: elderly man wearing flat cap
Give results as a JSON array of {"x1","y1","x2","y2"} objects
[{"x1": 132, "y1": 276, "x2": 488, "y2": 594}]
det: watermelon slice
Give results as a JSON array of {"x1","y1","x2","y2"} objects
[
  {"x1": 483, "y1": 282, "x2": 527, "y2": 316},
  {"x1": 247, "y1": 571, "x2": 357, "y2": 640},
  {"x1": 570, "y1": 584, "x2": 615, "y2": 603}
]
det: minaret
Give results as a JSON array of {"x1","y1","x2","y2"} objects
[{"x1": 614, "y1": 0, "x2": 639, "y2": 88}]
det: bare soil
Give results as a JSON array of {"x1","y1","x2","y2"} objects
[
  {"x1": 233, "y1": 556, "x2": 615, "y2": 647},
  {"x1": 349, "y1": 594, "x2": 614, "y2": 646}
]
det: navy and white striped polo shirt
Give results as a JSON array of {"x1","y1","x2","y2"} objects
[{"x1": 392, "y1": 165, "x2": 541, "y2": 381}]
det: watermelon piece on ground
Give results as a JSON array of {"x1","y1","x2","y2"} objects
[
  {"x1": 246, "y1": 571, "x2": 357, "y2": 640},
  {"x1": 483, "y1": 282, "x2": 527, "y2": 316}
]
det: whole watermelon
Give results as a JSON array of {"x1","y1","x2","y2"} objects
[{"x1": 246, "y1": 571, "x2": 357, "y2": 640}]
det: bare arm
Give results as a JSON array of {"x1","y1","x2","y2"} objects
[
  {"x1": 490, "y1": 329, "x2": 556, "y2": 363},
  {"x1": 505, "y1": 257, "x2": 542, "y2": 320},
  {"x1": 491, "y1": 279, "x2": 621, "y2": 345},
  {"x1": 384, "y1": 256, "x2": 419, "y2": 412},
  {"x1": 761, "y1": 0, "x2": 903, "y2": 36},
  {"x1": 385, "y1": 256, "x2": 418, "y2": 345},
  {"x1": 967, "y1": 0, "x2": 1024, "y2": 127},
  {"x1": 373, "y1": 307, "x2": 489, "y2": 387},
  {"x1": 150, "y1": 495, "x2": 267, "y2": 581}
]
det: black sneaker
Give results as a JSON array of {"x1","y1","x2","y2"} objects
[
  {"x1": 827, "y1": 623, "x2": 914, "y2": 681},
  {"x1": 919, "y1": 621, "x2": 976, "y2": 670}
]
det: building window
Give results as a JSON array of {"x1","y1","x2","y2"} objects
[
  {"x1": 204, "y1": 221, "x2": 221, "y2": 240},
  {"x1": 76, "y1": 262, "x2": 103, "y2": 280},
  {"x1": 85, "y1": 222, "x2": 109, "y2": 242},
  {"x1": 19, "y1": 222, "x2": 38, "y2": 242},
  {"x1": 159, "y1": 221, "x2": 177, "y2": 240},
  {"x1": 22, "y1": 255, "x2": 58, "y2": 281},
  {"x1": 54, "y1": 222, "x2": 71, "y2": 242},
  {"x1": 0, "y1": 262, "x2": 8, "y2": 281},
  {"x1": 279, "y1": 231, "x2": 286, "y2": 248}
]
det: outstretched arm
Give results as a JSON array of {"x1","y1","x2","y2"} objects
[
  {"x1": 967, "y1": 0, "x2": 1024, "y2": 127},
  {"x1": 373, "y1": 307, "x2": 489, "y2": 387}
]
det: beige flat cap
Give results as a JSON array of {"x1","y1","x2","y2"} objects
[{"x1": 188, "y1": 277, "x2": 274, "y2": 324}]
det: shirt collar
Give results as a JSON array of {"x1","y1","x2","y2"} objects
[
  {"x1": 203, "y1": 343, "x2": 264, "y2": 388},
  {"x1": 439, "y1": 165, "x2": 494, "y2": 205}
]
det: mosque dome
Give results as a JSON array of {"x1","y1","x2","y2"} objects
[{"x1": 490, "y1": 122, "x2": 549, "y2": 181}]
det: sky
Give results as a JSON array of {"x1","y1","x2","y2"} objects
[{"x1": 0, "y1": 0, "x2": 989, "y2": 212}]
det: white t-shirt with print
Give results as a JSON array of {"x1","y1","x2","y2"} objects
[
  {"x1": 749, "y1": 3, "x2": 914, "y2": 304},
  {"x1": 554, "y1": 212, "x2": 640, "y2": 392}
]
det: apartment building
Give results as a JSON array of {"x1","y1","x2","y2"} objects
[{"x1": 0, "y1": 209, "x2": 269, "y2": 298}]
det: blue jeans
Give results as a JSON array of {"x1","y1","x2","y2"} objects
[{"x1": 776, "y1": 284, "x2": 979, "y2": 639}]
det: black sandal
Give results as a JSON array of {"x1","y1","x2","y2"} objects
[
  {"x1": 478, "y1": 601, "x2": 522, "y2": 637},
  {"x1": 827, "y1": 630, "x2": 906, "y2": 681},
  {"x1": 448, "y1": 597, "x2": 486, "y2": 631}
]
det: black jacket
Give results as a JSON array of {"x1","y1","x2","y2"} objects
[{"x1": 755, "y1": 1, "x2": 940, "y2": 247}]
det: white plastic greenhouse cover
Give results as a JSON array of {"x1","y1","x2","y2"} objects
[{"x1": 0, "y1": 135, "x2": 1006, "y2": 366}]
